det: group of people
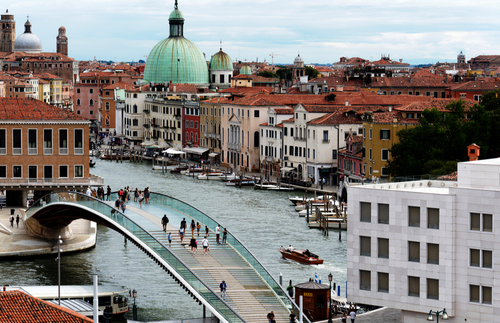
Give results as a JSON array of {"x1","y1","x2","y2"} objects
[
  {"x1": 267, "y1": 310, "x2": 296, "y2": 323},
  {"x1": 215, "y1": 224, "x2": 228, "y2": 245},
  {"x1": 112, "y1": 187, "x2": 151, "y2": 212},
  {"x1": 8, "y1": 214, "x2": 20, "y2": 228}
]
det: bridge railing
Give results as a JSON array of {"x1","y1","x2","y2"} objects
[
  {"x1": 148, "y1": 192, "x2": 310, "y2": 323},
  {"x1": 25, "y1": 192, "x2": 247, "y2": 323}
]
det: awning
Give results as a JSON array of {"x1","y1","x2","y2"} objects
[
  {"x1": 183, "y1": 147, "x2": 210, "y2": 155},
  {"x1": 163, "y1": 148, "x2": 186, "y2": 155},
  {"x1": 208, "y1": 152, "x2": 220, "y2": 157},
  {"x1": 281, "y1": 167, "x2": 296, "y2": 172}
]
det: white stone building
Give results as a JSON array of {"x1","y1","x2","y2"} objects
[{"x1": 347, "y1": 158, "x2": 500, "y2": 323}]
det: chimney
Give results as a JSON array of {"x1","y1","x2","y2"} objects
[
  {"x1": 345, "y1": 99, "x2": 349, "y2": 106},
  {"x1": 467, "y1": 144, "x2": 480, "y2": 161}
]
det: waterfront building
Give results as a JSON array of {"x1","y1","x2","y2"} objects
[
  {"x1": 259, "y1": 107, "x2": 293, "y2": 175},
  {"x1": 99, "y1": 82, "x2": 128, "y2": 135},
  {"x1": 0, "y1": 98, "x2": 101, "y2": 206},
  {"x1": 338, "y1": 134, "x2": 364, "y2": 182},
  {"x1": 123, "y1": 85, "x2": 148, "y2": 148},
  {"x1": 199, "y1": 99, "x2": 222, "y2": 162},
  {"x1": 347, "y1": 157, "x2": 500, "y2": 323}
]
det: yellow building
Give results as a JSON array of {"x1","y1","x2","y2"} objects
[
  {"x1": 38, "y1": 73, "x2": 63, "y2": 107},
  {"x1": 199, "y1": 99, "x2": 223, "y2": 162},
  {"x1": 38, "y1": 79, "x2": 50, "y2": 104},
  {"x1": 362, "y1": 111, "x2": 418, "y2": 179}
]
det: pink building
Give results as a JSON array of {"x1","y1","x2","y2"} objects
[{"x1": 338, "y1": 134, "x2": 364, "y2": 182}]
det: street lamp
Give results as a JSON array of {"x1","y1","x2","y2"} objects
[
  {"x1": 427, "y1": 309, "x2": 448, "y2": 322},
  {"x1": 328, "y1": 273, "x2": 333, "y2": 323},
  {"x1": 57, "y1": 235, "x2": 63, "y2": 305},
  {"x1": 132, "y1": 289, "x2": 138, "y2": 320}
]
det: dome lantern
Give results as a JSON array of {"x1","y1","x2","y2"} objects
[{"x1": 14, "y1": 17, "x2": 42, "y2": 54}]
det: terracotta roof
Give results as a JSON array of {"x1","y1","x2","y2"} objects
[
  {"x1": 369, "y1": 110, "x2": 419, "y2": 124},
  {"x1": 437, "y1": 171, "x2": 458, "y2": 181},
  {"x1": 36, "y1": 73, "x2": 63, "y2": 80},
  {"x1": 395, "y1": 98, "x2": 476, "y2": 112},
  {"x1": 167, "y1": 83, "x2": 197, "y2": 93},
  {"x1": 273, "y1": 108, "x2": 294, "y2": 114},
  {"x1": 0, "y1": 291, "x2": 93, "y2": 323},
  {"x1": 0, "y1": 98, "x2": 88, "y2": 121},
  {"x1": 3, "y1": 52, "x2": 76, "y2": 62},
  {"x1": 251, "y1": 75, "x2": 279, "y2": 83},
  {"x1": 308, "y1": 106, "x2": 383, "y2": 126},
  {"x1": 102, "y1": 81, "x2": 130, "y2": 90},
  {"x1": 220, "y1": 87, "x2": 274, "y2": 94},
  {"x1": 451, "y1": 80, "x2": 500, "y2": 91},
  {"x1": 232, "y1": 74, "x2": 252, "y2": 80}
]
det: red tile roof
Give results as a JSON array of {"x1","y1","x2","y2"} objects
[
  {"x1": 395, "y1": 98, "x2": 476, "y2": 112},
  {"x1": 0, "y1": 98, "x2": 88, "y2": 121},
  {"x1": 102, "y1": 81, "x2": 130, "y2": 90},
  {"x1": 273, "y1": 108, "x2": 294, "y2": 114},
  {"x1": 451, "y1": 80, "x2": 500, "y2": 91},
  {"x1": 0, "y1": 291, "x2": 93, "y2": 323}
]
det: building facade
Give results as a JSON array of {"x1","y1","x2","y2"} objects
[{"x1": 347, "y1": 158, "x2": 500, "y2": 323}]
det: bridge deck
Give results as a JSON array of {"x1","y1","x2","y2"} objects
[{"x1": 120, "y1": 200, "x2": 290, "y2": 323}]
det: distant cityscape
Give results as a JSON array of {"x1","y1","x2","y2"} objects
[{"x1": 1, "y1": 0, "x2": 500, "y2": 322}]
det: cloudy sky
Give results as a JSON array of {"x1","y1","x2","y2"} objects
[{"x1": 6, "y1": 0, "x2": 500, "y2": 65}]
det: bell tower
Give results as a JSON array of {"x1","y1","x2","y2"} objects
[
  {"x1": 0, "y1": 10, "x2": 15, "y2": 53},
  {"x1": 56, "y1": 26, "x2": 68, "y2": 56}
]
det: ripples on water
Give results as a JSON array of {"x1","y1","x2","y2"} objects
[{"x1": 0, "y1": 159, "x2": 347, "y2": 321}]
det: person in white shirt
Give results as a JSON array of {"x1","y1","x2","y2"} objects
[
  {"x1": 215, "y1": 225, "x2": 221, "y2": 244},
  {"x1": 86, "y1": 187, "x2": 92, "y2": 196},
  {"x1": 202, "y1": 236, "x2": 209, "y2": 255}
]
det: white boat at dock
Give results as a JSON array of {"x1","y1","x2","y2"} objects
[
  {"x1": 197, "y1": 172, "x2": 225, "y2": 180},
  {"x1": 218, "y1": 173, "x2": 236, "y2": 181},
  {"x1": 288, "y1": 195, "x2": 333, "y2": 205},
  {"x1": 254, "y1": 183, "x2": 294, "y2": 191},
  {"x1": 181, "y1": 168, "x2": 203, "y2": 175},
  {"x1": 6, "y1": 285, "x2": 129, "y2": 316}
]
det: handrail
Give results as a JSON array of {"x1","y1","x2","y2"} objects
[
  {"x1": 25, "y1": 192, "x2": 247, "y2": 323},
  {"x1": 146, "y1": 191, "x2": 311, "y2": 323}
]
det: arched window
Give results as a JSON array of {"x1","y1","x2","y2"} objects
[
  {"x1": 133, "y1": 104, "x2": 138, "y2": 113},
  {"x1": 105, "y1": 102, "x2": 110, "y2": 110},
  {"x1": 253, "y1": 131, "x2": 259, "y2": 148},
  {"x1": 90, "y1": 99, "x2": 94, "y2": 106},
  {"x1": 76, "y1": 99, "x2": 80, "y2": 106},
  {"x1": 195, "y1": 133, "x2": 198, "y2": 142},
  {"x1": 190, "y1": 132, "x2": 193, "y2": 141}
]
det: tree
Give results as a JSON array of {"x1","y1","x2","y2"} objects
[
  {"x1": 276, "y1": 68, "x2": 292, "y2": 81},
  {"x1": 305, "y1": 66, "x2": 319, "y2": 79},
  {"x1": 257, "y1": 71, "x2": 278, "y2": 79},
  {"x1": 387, "y1": 100, "x2": 492, "y2": 177}
]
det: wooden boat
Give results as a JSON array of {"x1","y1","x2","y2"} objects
[
  {"x1": 100, "y1": 154, "x2": 131, "y2": 161},
  {"x1": 170, "y1": 165, "x2": 189, "y2": 173},
  {"x1": 278, "y1": 248, "x2": 323, "y2": 265},
  {"x1": 197, "y1": 172, "x2": 224, "y2": 180},
  {"x1": 181, "y1": 167, "x2": 203, "y2": 175}
]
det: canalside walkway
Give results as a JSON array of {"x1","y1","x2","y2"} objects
[{"x1": 0, "y1": 207, "x2": 96, "y2": 257}]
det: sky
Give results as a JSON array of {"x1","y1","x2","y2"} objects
[{"x1": 5, "y1": 0, "x2": 500, "y2": 65}]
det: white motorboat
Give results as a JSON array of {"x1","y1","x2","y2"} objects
[
  {"x1": 288, "y1": 195, "x2": 333, "y2": 205},
  {"x1": 218, "y1": 173, "x2": 236, "y2": 181},
  {"x1": 254, "y1": 183, "x2": 294, "y2": 191},
  {"x1": 181, "y1": 167, "x2": 203, "y2": 175},
  {"x1": 198, "y1": 172, "x2": 224, "y2": 180}
]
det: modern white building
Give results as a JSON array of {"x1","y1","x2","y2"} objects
[{"x1": 347, "y1": 157, "x2": 500, "y2": 323}]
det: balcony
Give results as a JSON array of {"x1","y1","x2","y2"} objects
[
  {"x1": 59, "y1": 148, "x2": 68, "y2": 155},
  {"x1": 74, "y1": 148, "x2": 84, "y2": 155},
  {"x1": 0, "y1": 148, "x2": 6, "y2": 155},
  {"x1": 144, "y1": 110, "x2": 150, "y2": 114},
  {"x1": 143, "y1": 124, "x2": 150, "y2": 128},
  {"x1": 0, "y1": 174, "x2": 104, "y2": 187},
  {"x1": 28, "y1": 148, "x2": 37, "y2": 155},
  {"x1": 43, "y1": 148, "x2": 53, "y2": 155},
  {"x1": 227, "y1": 142, "x2": 241, "y2": 151},
  {"x1": 293, "y1": 136, "x2": 306, "y2": 142},
  {"x1": 13, "y1": 148, "x2": 22, "y2": 155}
]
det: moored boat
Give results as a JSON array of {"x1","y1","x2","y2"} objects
[
  {"x1": 197, "y1": 172, "x2": 224, "y2": 180},
  {"x1": 226, "y1": 178, "x2": 255, "y2": 187},
  {"x1": 278, "y1": 247, "x2": 323, "y2": 265},
  {"x1": 170, "y1": 165, "x2": 189, "y2": 173}
]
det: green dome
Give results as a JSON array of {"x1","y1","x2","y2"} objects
[
  {"x1": 240, "y1": 65, "x2": 251, "y2": 75},
  {"x1": 169, "y1": 9, "x2": 184, "y2": 20},
  {"x1": 143, "y1": 1, "x2": 209, "y2": 85},
  {"x1": 209, "y1": 50, "x2": 232, "y2": 70},
  {"x1": 143, "y1": 37, "x2": 209, "y2": 85}
]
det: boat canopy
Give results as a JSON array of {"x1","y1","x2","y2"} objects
[
  {"x1": 183, "y1": 147, "x2": 209, "y2": 155},
  {"x1": 163, "y1": 148, "x2": 186, "y2": 155},
  {"x1": 208, "y1": 152, "x2": 220, "y2": 157},
  {"x1": 281, "y1": 167, "x2": 296, "y2": 172}
]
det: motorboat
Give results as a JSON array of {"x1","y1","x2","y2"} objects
[
  {"x1": 89, "y1": 157, "x2": 96, "y2": 168},
  {"x1": 226, "y1": 178, "x2": 255, "y2": 187},
  {"x1": 288, "y1": 195, "x2": 333, "y2": 205},
  {"x1": 278, "y1": 247, "x2": 323, "y2": 265},
  {"x1": 197, "y1": 172, "x2": 224, "y2": 180},
  {"x1": 181, "y1": 167, "x2": 203, "y2": 175},
  {"x1": 218, "y1": 173, "x2": 236, "y2": 181},
  {"x1": 170, "y1": 165, "x2": 189, "y2": 173}
]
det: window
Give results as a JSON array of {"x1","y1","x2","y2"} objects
[
  {"x1": 408, "y1": 241, "x2": 420, "y2": 262},
  {"x1": 332, "y1": 149, "x2": 337, "y2": 160},
  {"x1": 59, "y1": 165, "x2": 68, "y2": 178},
  {"x1": 13, "y1": 166, "x2": 22, "y2": 178},
  {"x1": 105, "y1": 102, "x2": 110, "y2": 110},
  {"x1": 59, "y1": 129, "x2": 68, "y2": 154},
  {"x1": 254, "y1": 110, "x2": 259, "y2": 117},
  {"x1": 427, "y1": 279, "x2": 439, "y2": 300},
  {"x1": 363, "y1": 128, "x2": 365, "y2": 138},
  {"x1": 360, "y1": 202, "x2": 371, "y2": 222},
  {"x1": 427, "y1": 243, "x2": 439, "y2": 265},
  {"x1": 427, "y1": 208, "x2": 439, "y2": 229},
  {"x1": 322, "y1": 131, "x2": 328, "y2": 142},
  {"x1": 28, "y1": 166, "x2": 37, "y2": 179},
  {"x1": 483, "y1": 250, "x2": 493, "y2": 268},
  {"x1": 378, "y1": 238, "x2": 389, "y2": 259},
  {"x1": 369, "y1": 128, "x2": 372, "y2": 139},
  {"x1": 378, "y1": 272, "x2": 389, "y2": 293},
  {"x1": 28, "y1": 129, "x2": 37, "y2": 154},
  {"x1": 0, "y1": 166, "x2": 6, "y2": 178},
  {"x1": 13, "y1": 129, "x2": 21, "y2": 154},
  {"x1": 90, "y1": 88, "x2": 93, "y2": 94},
  {"x1": 470, "y1": 285, "x2": 480, "y2": 303},
  {"x1": 360, "y1": 236, "x2": 371, "y2": 256},
  {"x1": 408, "y1": 206, "x2": 420, "y2": 227},
  {"x1": 380, "y1": 129, "x2": 390, "y2": 140},
  {"x1": 470, "y1": 249, "x2": 480, "y2": 267},
  {"x1": 381, "y1": 167, "x2": 389, "y2": 177},
  {"x1": 381, "y1": 149, "x2": 389, "y2": 161},
  {"x1": 74, "y1": 129, "x2": 84, "y2": 154},
  {"x1": 473, "y1": 95, "x2": 482, "y2": 101},
  {"x1": 44, "y1": 165, "x2": 53, "y2": 179},
  {"x1": 0, "y1": 129, "x2": 5, "y2": 155},
  {"x1": 408, "y1": 276, "x2": 419, "y2": 297},
  {"x1": 76, "y1": 88, "x2": 80, "y2": 94},
  {"x1": 76, "y1": 99, "x2": 80, "y2": 105},
  {"x1": 74, "y1": 165, "x2": 83, "y2": 178},
  {"x1": 471, "y1": 213, "x2": 493, "y2": 232},
  {"x1": 483, "y1": 286, "x2": 492, "y2": 304},
  {"x1": 378, "y1": 203, "x2": 389, "y2": 224},
  {"x1": 360, "y1": 270, "x2": 371, "y2": 291}
]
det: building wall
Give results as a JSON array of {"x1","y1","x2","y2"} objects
[
  {"x1": 0, "y1": 123, "x2": 90, "y2": 179},
  {"x1": 74, "y1": 84, "x2": 100, "y2": 121}
]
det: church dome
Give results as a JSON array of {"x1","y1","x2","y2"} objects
[
  {"x1": 458, "y1": 51, "x2": 465, "y2": 59},
  {"x1": 240, "y1": 65, "x2": 251, "y2": 75},
  {"x1": 294, "y1": 54, "x2": 304, "y2": 63},
  {"x1": 143, "y1": 1, "x2": 208, "y2": 85},
  {"x1": 14, "y1": 19, "x2": 42, "y2": 54},
  {"x1": 209, "y1": 49, "x2": 232, "y2": 70}
]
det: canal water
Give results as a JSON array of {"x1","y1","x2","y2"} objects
[{"x1": 0, "y1": 159, "x2": 347, "y2": 322}]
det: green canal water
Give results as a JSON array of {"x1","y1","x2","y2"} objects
[{"x1": 0, "y1": 159, "x2": 347, "y2": 321}]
